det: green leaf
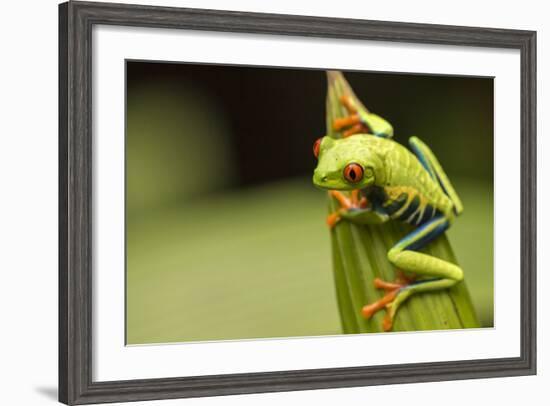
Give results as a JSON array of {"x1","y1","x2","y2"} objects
[{"x1": 325, "y1": 71, "x2": 480, "y2": 333}]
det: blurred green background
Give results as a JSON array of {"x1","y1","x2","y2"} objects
[{"x1": 126, "y1": 62, "x2": 493, "y2": 345}]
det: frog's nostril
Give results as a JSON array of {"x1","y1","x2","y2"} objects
[
  {"x1": 315, "y1": 170, "x2": 328, "y2": 182},
  {"x1": 314, "y1": 170, "x2": 329, "y2": 185}
]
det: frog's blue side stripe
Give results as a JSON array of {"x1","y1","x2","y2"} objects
[
  {"x1": 409, "y1": 137, "x2": 456, "y2": 213},
  {"x1": 409, "y1": 140, "x2": 436, "y2": 180},
  {"x1": 408, "y1": 277, "x2": 439, "y2": 287},
  {"x1": 393, "y1": 215, "x2": 449, "y2": 252}
]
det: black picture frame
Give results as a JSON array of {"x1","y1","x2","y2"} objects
[{"x1": 59, "y1": 1, "x2": 537, "y2": 404}]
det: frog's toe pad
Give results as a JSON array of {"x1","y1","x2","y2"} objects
[
  {"x1": 361, "y1": 289, "x2": 398, "y2": 320},
  {"x1": 382, "y1": 314, "x2": 394, "y2": 332},
  {"x1": 326, "y1": 212, "x2": 342, "y2": 228}
]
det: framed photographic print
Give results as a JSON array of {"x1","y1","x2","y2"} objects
[{"x1": 59, "y1": 1, "x2": 536, "y2": 404}]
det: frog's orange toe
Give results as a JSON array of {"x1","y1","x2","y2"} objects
[
  {"x1": 382, "y1": 314, "x2": 394, "y2": 332},
  {"x1": 361, "y1": 303, "x2": 378, "y2": 319},
  {"x1": 339, "y1": 95, "x2": 357, "y2": 113},
  {"x1": 364, "y1": 276, "x2": 411, "y2": 330},
  {"x1": 343, "y1": 124, "x2": 365, "y2": 138},
  {"x1": 361, "y1": 289, "x2": 398, "y2": 320},
  {"x1": 326, "y1": 212, "x2": 341, "y2": 228},
  {"x1": 333, "y1": 114, "x2": 360, "y2": 131},
  {"x1": 373, "y1": 278, "x2": 404, "y2": 291}
]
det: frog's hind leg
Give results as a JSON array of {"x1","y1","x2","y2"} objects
[
  {"x1": 362, "y1": 215, "x2": 464, "y2": 331},
  {"x1": 408, "y1": 136, "x2": 463, "y2": 215}
]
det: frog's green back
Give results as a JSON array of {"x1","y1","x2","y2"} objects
[
  {"x1": 318, "y1": 134, "x2": 454, "y2": 217},
  {"x1": 372, "y1": 136, "x2": 454, "y2": 217}
]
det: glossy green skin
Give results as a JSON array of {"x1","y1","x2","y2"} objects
[
  {"x1": 313, "y1": 134, "x2": 455, "y2": 222},
  {"x1": 312, "y1": 130, "x2": 464, "y2": 328}
]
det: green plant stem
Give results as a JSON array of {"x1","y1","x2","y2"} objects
[{"x1": 326, "y1": 71, "x2": 480, "y2": 333}]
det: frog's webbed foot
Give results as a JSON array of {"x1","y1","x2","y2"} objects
[
  {"x1": 333, "y1": 95, "x2": 370, "y2": 137},
  {"x1": 362, "y1": 271, "x2": 416, "y2": 331},
  {"x1": 326, "y1": 190, "x2": 368, "y2": 228}
]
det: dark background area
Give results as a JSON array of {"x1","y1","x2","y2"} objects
[{"x1": 127, "y1": 62, "x2": 493, "y2": 190}]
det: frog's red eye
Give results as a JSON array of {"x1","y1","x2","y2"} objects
[
  {"x1": 343, "y1": 163, "x2": 364, "y2": 183},
  {"x1": 313, "y1": 138, "x2": 322, "y2": 159}
]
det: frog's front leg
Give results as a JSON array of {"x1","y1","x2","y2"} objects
[
  {"x1": 333, "y1": 95, "x2": 394, "y2": 138},
  {"x1": 333, "y1": 96, "x2": 370, "y2": 137},
  {"x1": 327, "y1": 190, "x2": 389, "y2": 228}
]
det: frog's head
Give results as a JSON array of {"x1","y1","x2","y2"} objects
[{"x1": 312, "y1": 134, "x2": 384, "y2": 191}]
